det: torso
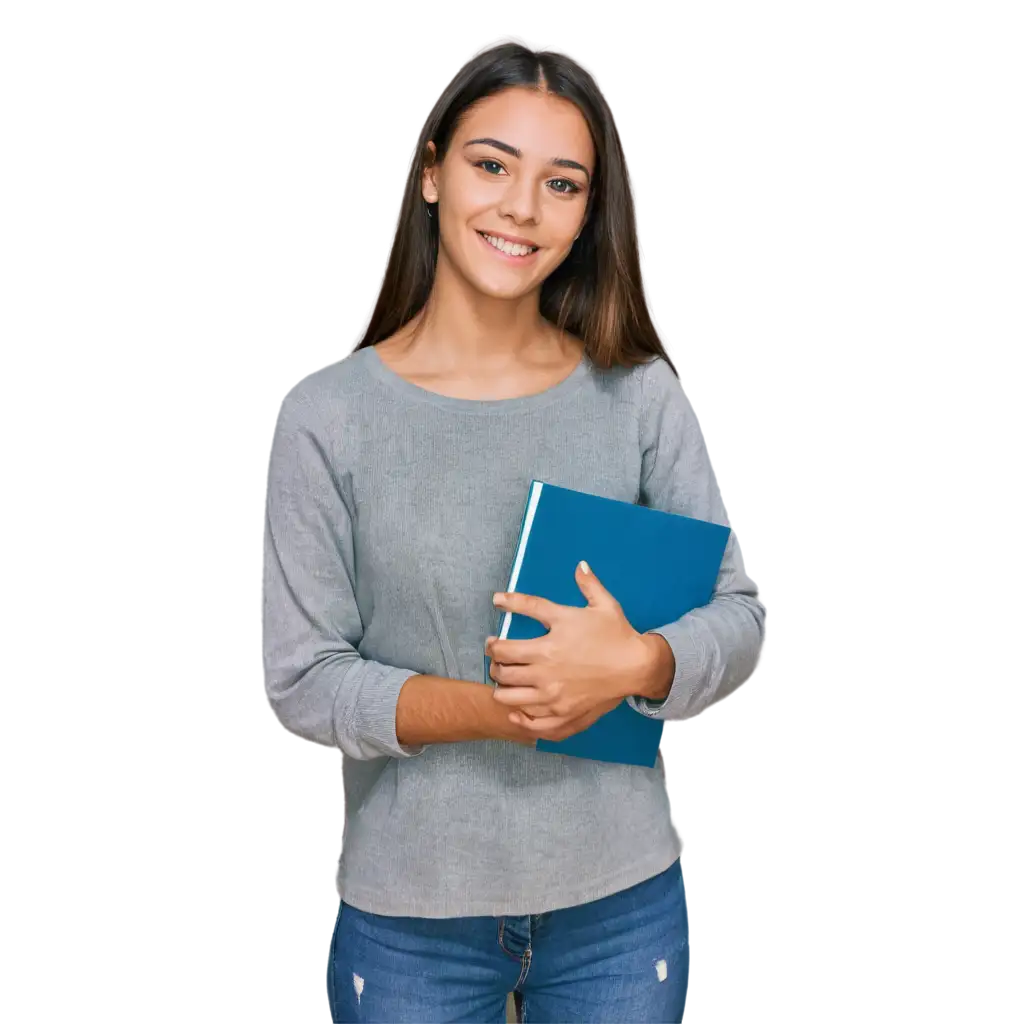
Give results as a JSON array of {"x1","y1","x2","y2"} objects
[{"x1": 323, "y1": 349, "x2": 676, "y2": 918}]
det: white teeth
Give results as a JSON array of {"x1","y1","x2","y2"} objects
[{"x1": 483, "y1": 233, "x2": 537, "y2": 257}]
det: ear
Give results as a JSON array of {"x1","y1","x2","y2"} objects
[{"x1": 421, "y1": 141, "x2": 438, "y2": 203}]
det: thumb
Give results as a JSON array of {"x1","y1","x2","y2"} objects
[{"x1": 575, "y1": 560, "x2": 607, "y2": 607}]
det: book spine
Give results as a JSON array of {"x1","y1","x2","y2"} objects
[{"x1": 499, "y1": 480, "x2": 544, "y2": 640}]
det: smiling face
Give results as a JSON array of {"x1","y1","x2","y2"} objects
[{"x1": 422, "y1": 88, "x2": 595, "y2": 300}]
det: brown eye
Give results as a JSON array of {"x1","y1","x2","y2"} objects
[{"x1": 474, "y1": 159, "x2": 505, "y2": 175}]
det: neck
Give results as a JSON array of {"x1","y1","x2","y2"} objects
[{"x1": 396, "y1": 254, "x2": 576, "y2": 373}]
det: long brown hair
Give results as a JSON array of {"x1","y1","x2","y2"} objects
[{"x1": 352, "y1": 41, "x2": 678, "y2": 377}]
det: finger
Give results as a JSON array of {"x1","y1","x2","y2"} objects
[
  {"x1": 491, "y1": 684, "x2": 549, "y2": 707},
  {"x1": 493, "y1": 590, "x2": 563, "y2": 629},
  {"x1": 520, "y1": 705, "x2": 556, "y2": 719},
  {"x1": 509, "y1": 712, "x2": 589, "y2": 737},
  {"x1": 488, "y1": 662, "x2": 540, "y2": 687},
  {"x1": 509, "y1": 710, "x2": 575, "y2": 732},
  {"x1": 575, "y1": 559, "x2": 608, "y2": 607},
  {"x1": 486, "y1": 636, "x2": 548, "y2": 664},
  {"x1": 511, "y1": 701, "x2": 610, "y2": 737}
]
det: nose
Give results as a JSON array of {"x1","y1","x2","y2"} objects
[{"x1": 496, "y1": 179, "x2": 540, "y2": 226}]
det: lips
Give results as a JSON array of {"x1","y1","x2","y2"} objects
[{"x1": 476, "y1": 230, "x2": 540, "y2": 260}]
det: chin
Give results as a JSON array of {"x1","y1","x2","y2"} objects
[
  {"x1": 469, "y1": 274, "x2": 534, "y2": 300},
  {"x1": 475, "y1": 278, "x2": 536, "y2": 299}
]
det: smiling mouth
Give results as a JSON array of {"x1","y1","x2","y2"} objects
[{"x1": 476, "y1": 230, "x2": 540, "y2": 258}]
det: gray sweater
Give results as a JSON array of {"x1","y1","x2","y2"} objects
[{"x1": 262, "y1": 343, "x2": 766, "y2": 917}]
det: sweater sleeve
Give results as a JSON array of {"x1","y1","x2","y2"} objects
[
  {"x1": 261, "y1": 391, "x2": 427, "y2": 760},
  {"x1": 624, "y1": 357, "x2": 767, "y2": 721}
]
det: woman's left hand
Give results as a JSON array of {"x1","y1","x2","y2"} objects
[{"x1": 486, "y1": 561, "x2": 651, "y2": 726}]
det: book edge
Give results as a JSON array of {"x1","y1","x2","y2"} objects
[{"x1": 498, "y1": 480, "x2": 544, "y2": 640}]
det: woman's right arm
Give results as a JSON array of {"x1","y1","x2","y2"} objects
[{"x1": 262, "y1": 392, "x2": 526, "y2": 760}]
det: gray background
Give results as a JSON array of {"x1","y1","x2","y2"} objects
[{"x1": 0, "y1": 9, "x2": 1019, "y2": 1024}]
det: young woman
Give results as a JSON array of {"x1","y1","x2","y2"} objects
[{"x1": 262, "y1": 41, "x2": 766, "y2": 1024}]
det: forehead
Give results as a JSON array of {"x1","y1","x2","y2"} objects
[{"x1": 455, "y1": 88, "x2": 595, "y2": 166}]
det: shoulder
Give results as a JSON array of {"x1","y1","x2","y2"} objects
[
  {"x1": 575, "y1": 354, "x2": 691, "y2": 459},
  {"x1": 638, "y1": 353, "x2": 685, "y2": 399},
  {"x1": 633, "y1": 354, "x2": 704, "y2": 451},
  {"x1": 638, "y1": 353, "x2": 698, "y2": 411},
  {"x1": 274, "y1": 346, "x2": 375, "y2": 428},
  {"x1": 267, "y1": 349, "x2": 380, "y2": 475},
  {"x1": 583, "y1": 352, "x2": 690, "y2": 427}
]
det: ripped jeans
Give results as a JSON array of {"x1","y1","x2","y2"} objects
[{"x1": 327, "y1": 857, "x2": 689, "y2": 1023}]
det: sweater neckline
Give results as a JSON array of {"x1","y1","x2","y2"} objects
[{"x1": 363, "y1": 344, "x2": 591, "y2": 414}]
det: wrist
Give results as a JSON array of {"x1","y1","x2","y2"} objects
[{"x1": 634, "y1": 632, "x2": 675, "y2": 702}]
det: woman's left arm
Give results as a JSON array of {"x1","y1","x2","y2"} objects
[{"x1": 625, "y1": 356, "x2": 767, "y2": 720}]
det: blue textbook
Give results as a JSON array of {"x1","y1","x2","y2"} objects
[{"x1": 483, "y1": 480, "x2": 731, "y2": 768}]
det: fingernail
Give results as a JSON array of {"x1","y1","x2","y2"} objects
[
  {"x1": 493, "y1": 592, "x2": 504, "y2": 605},
  {"x1": 579, "y1": 560, "x2": 590, "y2": 574}
]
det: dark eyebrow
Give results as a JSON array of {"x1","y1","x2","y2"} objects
[{"x1": 463, "y1": 137, "x2": 590, "y2": 182}]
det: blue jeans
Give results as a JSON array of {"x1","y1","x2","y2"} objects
[{"x1": 327, "y1": 857, "x2": 689, "y2": 1023}]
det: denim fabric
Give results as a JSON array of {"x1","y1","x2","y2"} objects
[{"x1": 327, "y1": 857, "x2": 688, "y2": 1023}]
